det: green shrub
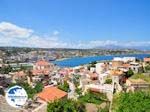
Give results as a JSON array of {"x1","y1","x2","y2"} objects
[
  {"x1": 112, "y1": 91, "x2": 150, "y2": 112},
  {"x1": 79, "y1": 91, "x2": 107, "y2": 104},
  {"x1": 105, "y1": 79, "x2": 112, "y2": 84},
  {"x1": 58, "y1": 81, "x2": 69, "y2": 92},
  {"x1": 47, "y1": 99, "x2": 85, "y2": 112}
]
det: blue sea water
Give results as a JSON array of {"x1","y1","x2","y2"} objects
[{"x1": 52, "y1": 54, "x2": 150, "y2": 67}]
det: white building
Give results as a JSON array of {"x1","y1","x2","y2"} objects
[
  {"x1": 113, "y1": 57, "x2": 136, "y2": 63},
  {"x1": 98, "y1": 73, "x2": 109, "y2": 84},
  {"x1": 130, "y1": 62, "x2": 142, "y2": 73},
  {"x1": 96, "y1": 63, "x2": 105, "y2": 74},
  {"x1": 84, "y1": 84, "x2": 113, "y2": 94},
  {"x1": 90, "y1": 67, "x2": 96, "y2": 73}
]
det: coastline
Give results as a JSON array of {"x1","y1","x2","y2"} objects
[
  {"x1": 55, "y1": 58, "x2": 70, "y2": 61},
  {"x1": 52, "y1": 53, "x2": 150, "y2": 67},
  {"x1": 55, "y1": 53, "x2": 150, "y2": 62}
]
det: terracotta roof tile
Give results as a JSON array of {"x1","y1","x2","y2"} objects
[
  {"x1": 36, "y1": 59, "x2": 50, "y2": 66},
  {"x1": 122, "y1": 64, "x2": 130, "y2": 68},
  {"x1": 37, "y1": 87, "x2": 67, "y2": 102},
  {"x1": 32, "y1": 69, "x2": 50, "y2": 75},
  {"x1": 110, "y1": 70, "x2": 124, "y2": 76},
  {"x1": 144, "y1": 58, "x2": 150, "y2": 62}
]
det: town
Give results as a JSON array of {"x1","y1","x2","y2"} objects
[
  {"x1": 0, "y1": 47, "x2": 146, "y2": 63},
  {"x1": 0, "y1": 48, "x2": 150, "y2": 112},
  {"x1": 1, "y1": 0, "x2": 150, "y2": 111}
]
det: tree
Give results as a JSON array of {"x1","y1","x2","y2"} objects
[
  {"x1": 58, "y1": 81, "x2": 69, "y2": 92},
  {"x1": 112, "y1": 91, "x2": 150, "y2": 112},
  {"x1": 0, "y1": 65, "x2": 12, "y2": 74},
  {"x1": 34, "y1": 82, "x2": 44, "y2": 93},
  {"x1": 47, "y1": 99, "x2": 85, "y2": 112},
  {"x1": 90, "y1": 61, "x2": 97, "y2": 65},
  {"x1": 0, "y1": 88, "x2": 5, "y2": 96},
  {"x1": 145, "y1": 65, "x2": 150, "y2": 71},
  {"x1": 125, "y1": 69, "x2": 134, "y2": 78},
  {"x1": 76, "y1": 88, "x2": 82, "y2": 96},
  {"x1": 90, "y1": 61, "x2": 97, "y2": 67}
]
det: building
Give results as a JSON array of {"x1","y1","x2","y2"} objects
[
  {"x1": 130, "y1": 62, "x2": 143, "y2": 73},
  {"x1": 98, "y1": 73, "x2": 109, "y2": 84},
  {"x1": 84, "y1": 84, "x2": 113, "y2": 94},
  {"x1": 144, "y1": 57, "x2": 150, "y2": 64},
  {"x1": 113, "y1": 57, "x2": 136, "y2": 63},
  {"x1": 32, "y1": 59, "x2": 54, "y2": 76},
  {"x1": 109, "y1": 70, "x2": 125, "y2": 92},
  {"x1": 86, "y1": 72, "x2": 98, "y2": 80},
  {"x1": 34, "y1": 59, "x2": 51, "y2": 70},
  {"x1": 112, "y1": 61, "x2": 123, "y2": 69},
  {"x1": 126, "y1": 79, "x2": 150, "y2": 92},
  {"x1": 96, "y1": 63, "x2": 106, "y2": 74},
  {"x1": 9, "y1": 63, "x2": 33, "y2": 71},
  {"x1": 37, "y1": 86, "x2": 67, "y2": 102},
  {"x1": 11, "y1": 71, "x2": 26, "y2": 83}
]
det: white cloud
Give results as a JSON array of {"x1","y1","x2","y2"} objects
[
  {"x1": 123, "y1": 41, "x2": 150, "y2": 47},
  {"x1": 0, "y1": 22, "x2": 33, "y2": 38},
  {"x1": 0, "y1": 21, "x2": 150, "y2": 49},
  {"x1": 0, "y1": 21, "x2": 68, "y2": 48},
  {"x1": 89, "y1": 40, "x2": 118, "y2": 47}
]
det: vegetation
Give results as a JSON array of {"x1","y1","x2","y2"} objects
[
  {"x1": 0, "y1": 88, "x2": 5, "y2": 95},
  {"x1": 145, "y1": 65, "x2": 150, "y2": 71},
  {"x1": 135, "y1": 58, "x2": 141, "y2": 62},
  {"x1": 90, "y1": 61, "x2": 97, "y2": 67},
  {"x1": 58, "y1": 81, "x2": 69, "y2": 92},
  {"x1": 112, "y1": 91, "x2": 150, "y2": 112},
  {"x1": 72, "y1": 75, "x2": 80, "y2": 88},
  {"x1": 75, "y1": 88, "x2": 82, "y2": 96},
  {"x1": 131, "y1": 73, "x2": 150, "y2": 83},
  {"x1": 105, "y1": 79, "x2": 112, "y2": 84},
  {"x1": 20, "y1": 65, "x2": 33, "y2": 71},
  {"x1": 0, "y1": 65, "x2": 12, "y2": 74},
  {"x1": 97, "y1": 105, "x2": 109, "y2": 112},
  {"x1": 47, "y1": 99, "x2": 86, "y2": 112},
  {"x1": 9, "y1": 82, "x2": 43, "y2": 99},
  {"x1": 34, "y1": 82, "x2": 44, "y2": 93},
  {"x1": 87, "y1": 61, "x2": 97, "y2": 70},
  {"x1": 125, "y1": 69, "x2": 134, "y2": 78},
  {"x1": 91, "y1": 61, "x2": 97, "y2": 67},
  {"x1": 79, "y1": 91, "x2": 107, "y2": 104}
]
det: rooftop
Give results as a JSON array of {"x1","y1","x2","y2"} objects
[
  {"x1": 109, "y1": 70, "x2": 124, "y2": 76},
  {"x1": 144, "y1": 58, "x2": 150, "y2": 62},
  {"x1": 37, "y1": 87, "x2": 67, "y2": 102},
  {"x1": 36, "y1": 59, "x2": 50, "y2": 66},
  {"x1": 32, "y1": 69, "x2": 50, "y2": 75}
]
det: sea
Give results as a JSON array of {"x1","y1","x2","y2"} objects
[{"x1": 52, "y1": 54, "x2": 150, "y2": 67}]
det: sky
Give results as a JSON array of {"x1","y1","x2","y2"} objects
[{"x1": 0, "y1": 0, "x2": 150, "y2": 48}]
